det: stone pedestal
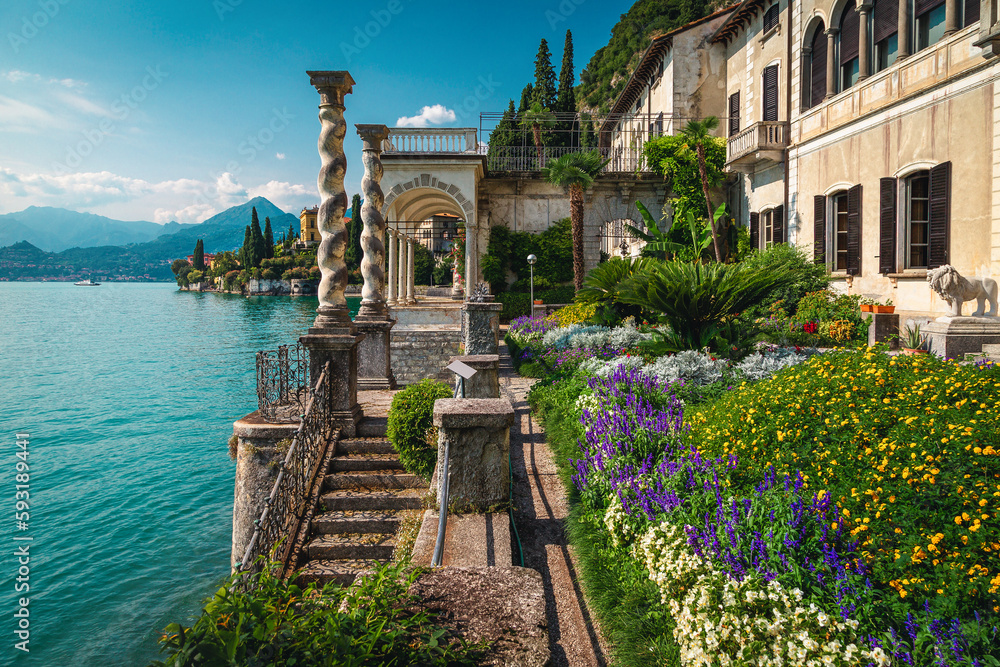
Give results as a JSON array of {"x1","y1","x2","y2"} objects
[
  {"x1": 300, "y1": 314, "x2": 363, "y2": 437},
  {"x1": 449, "y1": 354, "x2": 500, "y2": 398},
  {"x1": 923, "y1": 316, "x2": 1000, "y2": 359},
  {"x1": 230, "y1": 414, "x2": 301, "y2": 569},
  {"x1": 863, "y1": 312, "x2": 900, "y2": 348},
  {"x1": 463, "y1": 302, "x2": 503, "y2": 355},
  {"x1": 354, "y1": 318, "x2": 396, "y2": 390},
  {"x1": 433, "y1": 398, "x2": 515, "y2": 512}
]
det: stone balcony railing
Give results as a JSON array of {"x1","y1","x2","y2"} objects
[
  {"x1": 725, "y1": 121, "x2": 789, "y2": 172},
  {"x1": 383, "y1": 128, "x2": 480, "y2": 154}
]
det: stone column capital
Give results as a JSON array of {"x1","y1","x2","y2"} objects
[
  {"x1": 307, "y1": 71, "x2": 355, "y2": 107},
  {"x1": 356, "y1": 124, "x2": 390, "y2": 151},
  {"x1": 825, "y1": 27, "x2": 840, "y2": 37},
  {"x1": 857, "y1": 1, "x2": 873, "y2": 13}
]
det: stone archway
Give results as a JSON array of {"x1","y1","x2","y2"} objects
[{"x1": 382, "y1": 173, "x2": 474, "y2": 221}]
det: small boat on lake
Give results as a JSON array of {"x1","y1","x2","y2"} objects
[{"x1": 74, "y1": 279, "x2": 101, "y2": 286}]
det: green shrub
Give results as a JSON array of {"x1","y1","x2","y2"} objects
[
  {"x1": 497, "y1": 287, "x2": 577, "y2": 322},
  {"x1": 387, "y1": 379, "x2": 453, "y2": 480},
  {"x1": 739, "y1": 244, "x2": 830, "y2": 318}
]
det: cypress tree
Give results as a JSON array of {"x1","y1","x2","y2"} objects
[
  {"x1": 348, "y1": 194, "x2": 363, "y2": 267},
  {"x1": 580, "y1": 112, "x2": 597, "y2": 148},
  {"x1": 287, "y1": 221, "x2": 297, "y2": 242},
  {"x1": 556, "y1": 30, "x2": 575, "y2": 113},
  {"x1": 193, "y1": 239, "x2": 205, "y2": 271},
  {"x1": 531, "y1": 39, "x2": 556, "y2": 109},
  {"x1": 517, "y1": 83, "x2": 534, "y2": 113},
  {"x1": 239, "y1": 225, "x2": 252, "y2": 267},
  {"x1": 250, "y1": 214, "x2": 265, "y2": 268},
  {"x1": 263, "y1": 217, "x2": 274, "y2": 259}
]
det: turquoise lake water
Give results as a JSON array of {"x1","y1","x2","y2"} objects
[{"x1": 0, "y1": 283, "x2": 360, "y2": 666}]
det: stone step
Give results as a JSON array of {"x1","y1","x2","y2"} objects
[
  {"x1": 311, "y1": 510, "x2": 403, "y2": 534},
  {"x1": 982, "y1": 343, "x2": 1000, "y2": 356},
  {"x1": 338, "y1": 438, "x2": 395, "y2": 455},
  {"x1": 329, "y1": 454, "x2": 403, "y2": 472},
  {"x1": 306, "y1": 533, "x2": 397, "y2": 561},
  {"x1": 357, "y1": 418, "x2": 388, "y2": 438},
  {"x1": 323, "y1": 471, "x2": 424, "y2": 490},
  {"x1": 320, "y1": 488, "x2": 424, "y2": 512},
  {"x1": 295, "y1": 559, "x2": 380, "y2": 587}
]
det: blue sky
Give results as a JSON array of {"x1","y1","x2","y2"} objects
[{"x1": 0, "y1": 0, "x2": 634, "y2": 223}]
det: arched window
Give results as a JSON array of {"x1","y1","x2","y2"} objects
[
  {"x1": 805, "y1": 21, "x2": 827, "y2": 109},
  {"x1": 839, "y1": 4, "x2": 861, "y2": 90},
  {"x1": 873, "y1": 0, "x2": 899, "y2": 71},
  {"x1": 915, "y1": 0, "x2": 946, "y2": 49}
]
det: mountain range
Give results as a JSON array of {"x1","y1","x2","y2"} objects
[{"x1": 0, "y1": 197, "x2": 300, "y2": 281}]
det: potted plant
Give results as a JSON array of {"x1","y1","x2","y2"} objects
[
  {"x1": 874, "y1": 298, "x2": 895, "y2": 314},
  {"x1": 860, "y1": 297, "x2": 875, "y2": 313},
  {"x1": 901, "y1": 324, "x2": 928, "y2": 355},
  {"x1": 533, "y1": 299, "x2": 543, "y2": 305}
]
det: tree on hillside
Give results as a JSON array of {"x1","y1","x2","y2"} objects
[
  {"x1": 192, "y1": 239, "x2": 205, "y2": 271},
  {"x1": 532, "y1": 39, "x2": 557, "y2": 110},
  {"x1": 287, "y1": 221, "x2": 297, "y2": 242},
  {"x1": 348, "y1": 194, "x2": 363, "y2": 267},
  {"x1": 239, "y1": 225, "x2": 252, "y2": 267},
  {"x1": 171, "y1": 258, "x2": 191, "y2": 276},
  {"x1": 249, "y1": 211, "x2": 265, "y2": 268},
  {"x1": 680, "y1": 117, "x2": 724, "y2": 262},
  {"x1": 211, "y1": 250, "x2": 237, "y2": 277},
  {"x1": 263, "y1": 217, "x2": 274, "y2": 259},
  {"x1": 542, "y1": 150, "x2": 608, "y2": 290}
]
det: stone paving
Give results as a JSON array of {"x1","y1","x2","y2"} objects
[{"x1": 500, "y1": 344, "x2": 608, "y2": 667}]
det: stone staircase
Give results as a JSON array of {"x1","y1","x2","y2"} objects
[
  {"x1": 967, "y1": 343, "x2": 1000, "y2": 365},
  {"x1": 296, "y1": 415, "x2": 426, "y2": 586}
]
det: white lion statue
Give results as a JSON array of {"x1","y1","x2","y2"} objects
[{"x1": 927, "y1": 265, "x2": 998, "y2": 317}]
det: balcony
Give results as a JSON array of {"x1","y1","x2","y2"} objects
[
  {"x1": 725, "y1": 121, "x2": 788, "y2": 173},
  {"x1": 382, "y1": 128, "x2": 481, "y2": 154}
]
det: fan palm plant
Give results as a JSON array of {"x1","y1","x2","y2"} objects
[
  {"x1": 520, "y1": 102, "x2": 556, "y2": 167},
  {"x1": 679, "y1": 117, "x2": 724, "y2": 262},
  {"x1": 542, "y1": 150, "x2": 608, "y2": 290}
]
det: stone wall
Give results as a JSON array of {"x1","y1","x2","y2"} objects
[
  {"x1": 247, "y1": 278, "x2": 291, "y2": 295},
  {"x1": 390, "y1": 327, "x2": 462, "y2": 385}
]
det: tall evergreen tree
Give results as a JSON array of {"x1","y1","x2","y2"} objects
[
  {"x1": 263, "y1": 216, "x2": 274, "y2": 259},
  {"x1": 531, "y1": 39, "x2": 556, "y2": 109},
  {"x1": 239, "y1": 225, "x2": 252, "y2": 267},
  {"x1": 193, "y1": 239, "x2": 205, "y2": 271},
  {"x1": 487, "y1": 100, "x2": 518, "y2": 157},
  {"x1": 348, "y1": 194, "x2": 363, "y2": 267},
  {"x1": 517, "y1": 83, "x2": 534, "y2": 114},
  {"x1": 287, "y1": 221, "x2": 297, "y2": 242},
  {"x1": 250, "y1": 213, "x2": 265, "y2": 268},
  {"x1": 556, "y1": 30, "x2": 575, "y2": 113},
  {"x1": 580, "y1": 113, "x2": 597, "y2": 148}
]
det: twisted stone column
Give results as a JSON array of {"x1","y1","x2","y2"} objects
[
  {"x1": 397, "y1": 232, "x2": 407, "y2": 305},
  {"x1": 406, "y1": 236, "x2": 416, "y2": 304},
  {"x1": 386, "y1": 228, "x2": 398, "y2": 307},
  {"x1": 355, "y1": 124, "x2": 389, "y2": 320},
  {"x1": 307, "y1": 71, "x2": 354, "y2": 332}
]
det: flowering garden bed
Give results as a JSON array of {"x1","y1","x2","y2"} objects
[{"x1": 511, "y1": 316, "x2": 1000, "y2": 666}]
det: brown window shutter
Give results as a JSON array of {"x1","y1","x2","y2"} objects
[
  {"x1": 873, "y1": 0, "x2": 900, "y2": 43},
  {"x1": 846, "y1": 184, "x2": 862, "y2": 275},
  {"x1": 964, "y1": 0, "x2": 980, "y2": 25},
  {"x1": 809, "y1": 25, "x2": 827, "y2": 108},
  {"x1": 773, "y1": 205, "x2": 785, "y2": 244},
  {"x1": 750, "y1": 212, "x2": 760, "y2": 250},
  {"x1": 928, "y1": 161, "x2": 951, "y2": 269},
  {"x1": 879, "y1": 177, "x2": 897, "y2": 274},
  {"x1": 813, "y1": 195, "x2": 826, "y2": 263},
  {"x1": 915, "y1": 0, "x2": 945, "y2": 17},
  {"x1": 764, "y1": 4, "x2": 780, "y2": 32},
  {"x1": 840, "y1": 4, "x2": 861, "y2": 64},
  {"x1": 729, "y1": 92, "x2": 741, "y2": 137},
  {"x1": 763, "y1": 65, "x2": 779, "y2": 122}
]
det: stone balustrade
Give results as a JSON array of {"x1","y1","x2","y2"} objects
[{"x1": 382, "y1": 127, "x2": 479, "y2": 154}]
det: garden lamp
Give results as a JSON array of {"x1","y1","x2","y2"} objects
[{"x1": 527, "y1": 254, "x2": 537, "y2": 317}]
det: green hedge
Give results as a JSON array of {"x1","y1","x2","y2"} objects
[
  {"x1": 387, "y1": 379, "x2": 453, "y2": 480},
  {"x1": 497, "y1": 286, "x2": 576, "y2": 321}
]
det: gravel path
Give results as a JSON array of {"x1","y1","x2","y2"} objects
[{"x1": 500, "y1": 343, "x2": 608, "y2": 667}]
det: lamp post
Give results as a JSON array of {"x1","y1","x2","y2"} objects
[{"x1": 527, "y1": 253, "x2": 537, "y2": 318}]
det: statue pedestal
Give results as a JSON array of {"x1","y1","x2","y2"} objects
[
  {"x1": 923, "y1": 316, "x2": 1000, "y2": 359},
  {"x1": 463, "y1": 302, "x2": 503, "y2": 355},
  {"x1": 354, "y1": 315, "x2": 396, "y2": 391},
  {"x1": 300, "y1": 309, "x2": 363, "y2": 437}
]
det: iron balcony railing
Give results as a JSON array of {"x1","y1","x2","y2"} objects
[
  {"x1": 726, "y1": 121, "x2": 789, "y2": 165},
  {"x1": 237, "y1": 362, "x2": 333, "y2": 583},
  {"x1": 256, "y1": 343, "x2": 310, "y2": 421},
  {"x1": 485, "y1": 145, "x2": 647, "y2": 173}
]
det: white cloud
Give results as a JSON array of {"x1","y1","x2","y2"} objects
[
  {"x1": 275, "y1": 153, "x2": 286, "y2": 160},
  {"x1": 247, "y1": 180, "x2": 314, "y2": 213},
  {"x1": 396, "y1": 104, "x2": 456, "y2": 128},
  {"x1": 2, "y1": 70, "x2": 86, "y2": 88}
]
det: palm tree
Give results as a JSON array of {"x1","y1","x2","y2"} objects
[
  {"x1": 680, "y1": 117, "x2": 724, "y2": 262},
  {"x1": 520, "y1": 102, "x2": 556, "y2": 168},
  {"x1": 542, "y1": 150, "x2": 608, "y2": 290}
]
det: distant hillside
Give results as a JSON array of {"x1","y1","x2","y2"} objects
[
  {"x1": 0, "y1": 206, "x2": 191, "y2": 252},
  {"x1": 578, "y1": 0, "x2": 724, "y2": 112},
  {"x1": 0, "y1": 197, "x2": 299, "y2": 281}
]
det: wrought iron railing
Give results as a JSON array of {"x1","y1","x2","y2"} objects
[
  {"x1": 237, "y1": 362, "x2": 333, "y2": 583},
  {"x1": 485, "y1": 145, "x2": 647, "y2": 173},
  {"x1": 256, "y1": 343, "x2": 310, "y2": 421}
]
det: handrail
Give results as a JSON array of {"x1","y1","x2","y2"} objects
[{"x1": 256, "y1": 343, "x2": 310, "y2": 421}]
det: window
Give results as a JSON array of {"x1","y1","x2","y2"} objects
[
  {"x1": 963, "y1": 0, "x2": 981, "y2": 26},
  {"x1": 916, "y1": 0, "x2": 946, "y2": 49},
  {"x1": 752, "y1": 206, "x2": 785, "y2": 249},
  {"x1": 873, "y1": 0, "x2": 900, "y2": 72},
  {"x1": 762, "y1": 65, "x2": 779, "y2": 121},
  {"x1": 906, "y1": 172, "x2": 931, "y2": 268},
  {"x1": 729, "y1": 91, "x2": 741, "y2": 136},
  {"x1": 763, "y1": 3, "x2": 780, "y2": 32},
  {"x1": 805, "y1": 21, "x2": 827, "y2": 109},
  {"x1": 839, "y1": 4, "x2": 861, "y2": 91},
  {"x1": 833, "y1": 192, "x2": 850, "y2": 270},
  {"x1": 762, "y1": 209, "x2": 774, "y2": 248}
]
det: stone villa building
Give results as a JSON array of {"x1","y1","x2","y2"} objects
[{"x1": 604, "y1": 0, "x2": 1000, "y2": 316}]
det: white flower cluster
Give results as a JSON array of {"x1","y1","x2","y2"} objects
[
  {"x1": 540, "y1": 321, "x2": 650, "y2": 351},
  {"x1": 735, "y1": 348, "x2": 809, "y2": 382},
  {"x1": 578, "y1": 350, "x2": 727, "y2": 387},
  {"x1": 603, "y1": 496, "x2": 642, "y2": 549},
  {"x1": 635, "y1": 519, "x2": 890, "y2": 667},
  {"x1": 574, "y1": 392, "x2": 600, "y2": 420}
]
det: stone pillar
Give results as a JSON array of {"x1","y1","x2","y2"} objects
[
  {"x1": 387, "y1": 228, "x2": 398, "y2": 307},
  {"x1": 406, "y1": 235, "x2": 416, "y2": 304},
  {"x1": 859, "y1": 3, "x2": 872, "y2": 80},
  {"x1": 945, "y1": 0, "x2": 960, "y2": 34},
  {"x1": 448, "y1": 354, "x2": 500, "y2": 398},
  {"x1": 433, "y1": 398, "x2": 515, "y2": 512},
  {"x1": 301, "y1": 70, "x2": 362, "y2": 437},
  {"x1": 898, "y1": 0, "x2": 912, "y2": 58},
  {"x1": 463, "y1": 302, "x2": 503, "y2": 354},
  {"x1": 825, "y1": 28, "x2": 839, "y2": 99},
  {"x1": 354, "y1": 123, "x2": 396, "y2": 391},
  {"x1": 397, "y1": 232, "x2": 407, "y2": 307},
  {"x1": 230, "y1": 416, "x2": 300, "y2": 569}
]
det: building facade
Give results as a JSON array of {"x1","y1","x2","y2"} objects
[{"x1": 299, "y1": 206, "x2": 319, "y2": 246}]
